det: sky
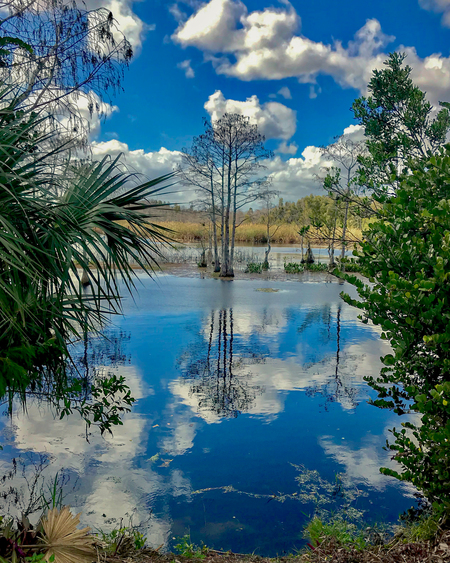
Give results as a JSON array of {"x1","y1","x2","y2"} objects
[{"x1": 86, "y1": 0, "x2": 450, "y2": 204}]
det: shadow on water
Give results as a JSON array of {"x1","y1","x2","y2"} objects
[{"x1": 177, "y1": 309, "x2": 265, "y2": 418}]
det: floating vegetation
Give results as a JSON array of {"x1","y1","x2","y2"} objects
[
  {"x1": 192, "y1": 463, "x2": 367, "y2": 524},
  {"x1": 255, "y1": 288, "x2": 279, "y2": 293}
]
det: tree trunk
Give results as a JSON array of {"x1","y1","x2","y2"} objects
[
  {"x1": 305, "y1": 242, "x2": 315, "y2": 264},
  {"x1": 263, "y1": 212, "x2": 271, "y2": 269},
  {"x1": 210, "y1": 177, "x2": 220, "y2": 272},
  {"x1": 330, "y1": 211, "x2": 337, "y2": 266},
  {"x1": 230, "y1": 188, "x2": 237, "y2": 274},
  {"x1": 341, "y1": 198, "x2": 350, "y2": 260},
  {"x1": 220, "y1": 147, "x2": 233, "y2": 277}
]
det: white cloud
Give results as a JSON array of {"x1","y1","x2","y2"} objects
[
  {"x1": 265, "y1": 146, "x2": 330, "y2": 200},
  {"x1": 276, "y1": 141, "x2": 298, "y2": 155},
  {"x1": 172, "y1": 1, "x2": 392, "y2": 91},
  {"x1": 419, "y1": 0, "x2": 450, "y2": 26},
  {"x1": 177, "y1": 59, "x2": 195, "y2": 78},
  {"x1": 277, "y1": 86, "x2": 292, "y2": 99},
  {"x1": 309, "y1": 85, "x2": 321, "y2": 99},
  {"x1": 172, "y1": 0, "x2": 450, "y2": 108},
  {"x1": 82, "y1": 0, "x2": 149, "y2": 51},
  {"x1": 91, "y1": 140, "x2": 194, "y2": 202},
  {"x1": 342, "y1": 124, "x2": 365, "y2": 142},
  {"x1": 89, "y1": 121, "x2": 365, "y2": 205},
  {"x1": 204, "y1": 90, "x2": 297, "y2": 140},
  {"x1": 173, "y1": 0, "x2": 247, "y2": 52}
]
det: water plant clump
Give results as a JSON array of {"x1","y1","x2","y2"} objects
[
  {"x1": 245, "y1": 262, "x2": 263, "y2": 274},
  {"x1": 174, "y1": 534, "x2": 209, "y2": 559},
  {"x1": 284, "y1": 261, "x2": 304, "y2": 273}
]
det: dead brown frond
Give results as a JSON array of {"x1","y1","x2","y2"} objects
[{"x1": 41, "y1": 506, "x2": 96, "y2": 563}]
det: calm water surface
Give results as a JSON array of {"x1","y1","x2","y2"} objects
[{"x1": 0, "y1": 275, "x2": 415, "y2": 555}]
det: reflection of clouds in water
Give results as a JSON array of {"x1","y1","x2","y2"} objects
[
  {"x1": 171, "y1": 324, "x2": 392, "y2": 421},
  {"x1": 158, "y1": 402, "x2": 198, "y2": 455},
  {"x1": 3, "y1": 364, "x2": 189, "y2": 547},
  {"x1": 319, "y1": 419, "x2": 419, "y2": 495}
]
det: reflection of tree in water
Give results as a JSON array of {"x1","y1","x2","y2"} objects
[
  {"x1": 302, "y1": 305, "x2": 359, "y2": 410},
  {"x1": 177, "y1": 309, "x2": 265, "y2": 418}
]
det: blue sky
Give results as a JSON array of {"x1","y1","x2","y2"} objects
[{"x1": 89, "y1": 0, "x2": 450, "y2": 203}]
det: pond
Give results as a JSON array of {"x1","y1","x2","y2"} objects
[{"x1": 0, "y1": 274, "x2": 415, "y2": 556}]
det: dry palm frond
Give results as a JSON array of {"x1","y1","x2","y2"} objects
[{"x1": 41, "y1": 506, "x2": 96, "y2": 563}]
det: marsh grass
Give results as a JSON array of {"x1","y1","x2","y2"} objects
[
  {"x1": 148, "y1": 221, "x2": 364, "y2": 245},
  {"x1": 304, "y1": 516, "x2": 369, "y2": 551}
]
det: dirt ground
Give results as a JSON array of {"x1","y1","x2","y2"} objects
[{"x1": 103, "y1": 530, "x2": 450, "y2": 563}]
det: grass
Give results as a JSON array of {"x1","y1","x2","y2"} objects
[
  {"x1": 146, "y1": 221, "x2": 364, "y2": 245},
  {"x1": 304, "y1": 516, "x2": 369, "y2": 551},
  {"x1": 174, "y1": 534, "x2": 209, "y2": 559}
]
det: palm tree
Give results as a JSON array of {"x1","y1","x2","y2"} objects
[{"x1": 0, "y1": 96, "x2": 175, "y2": 432}]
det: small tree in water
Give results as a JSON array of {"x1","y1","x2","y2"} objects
[{"x1": 182, "y1": 114, "x2": 272, "y2": 277}]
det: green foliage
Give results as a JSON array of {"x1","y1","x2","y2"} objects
[
  {"x1": 336, "y1": 257, "x2": 362, "y2": 273},
  {"x1": 245, "y1": 262, "x2": 263, "y2": 274},
  {"x1": 284, "y1": 262, "x2": 329, "y2": 273},
  {"x1": 0, "y1": 95, "x2": 174, "y2": 433},
  {"x1": 305, "y1": 263, "x2": 328, "y2": 272},
  {"x1": 341, "y1": 146, "x2": 450, "y2": 516},
  {"x1": 397, "y1": 512, "x2": 441, "y2": 543},
  {"x1": 284, "y1": 262, "x2": 304, "y2": 273},
  {"x1": 353, "y1": 52, "x2": 450, "y2": 193},
  {"x1": 174, "y1": 534, "x2": 208, "y2": 559},
  {"x1": 97, "y1": 525, "x2": 147, "y2": 554},
  {"x1": 304, "y1": 516, "x2": 368, "y2": 551}
]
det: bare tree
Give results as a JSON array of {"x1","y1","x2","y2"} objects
[
  {"x1": 212, "y1": 114, "x2": 272, "y2": 277},
  {"x1": 179, "y1": 130, "x2": 222, "y2": 272},
  {"x1": 0, "y1": 0, "x2": 133, "y2": 142},
  {"x1": 182, "y1": 114, "x2": 272, "y2": 277},
  {"x1": 320, "y1": 136, "x2": 366, "y2": 260}
]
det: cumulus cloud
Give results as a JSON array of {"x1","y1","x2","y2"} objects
[
  {"x1": 89, "y1": 121, "x2": 364, "y2": 205},
  {"x1": 276, "y1": 141, "x2": 298, "y2": 155},
  {"x1": 91, "y1": 140, "x2": 194, "y2": 202},
  {"x1": 83, "y1": 0, "x2": 150, "y2": 51},
  {"x1": 419, "y1": 0, "x2": 450, "y2": 26},
  {"x1": 172, "y1": 1, "x2": 392, "y2": 91},
  {"x1": 177, "y1": 59, "x2": 195, "y2": 78},
  {"x1": 172, "y1": 0, "x2": 450, "y2": 107},
  {"x1": 204, "y1": 90, "x2": 297, "y2": 140}
]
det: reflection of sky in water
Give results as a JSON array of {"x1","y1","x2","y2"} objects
[{"x1": 0, "y1": 275, "x2": 417, "y2": 556}]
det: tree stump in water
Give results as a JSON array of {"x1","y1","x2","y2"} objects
[{"x1": 303, "y1": 242, "x2": 315, "y2": 264}]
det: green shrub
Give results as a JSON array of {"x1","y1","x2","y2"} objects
[
  {"x1": 245, "y1": 262, "x2": 263, "y2": 274},
  {"x1": 305, "y1": 262, "x2": 328, "y2": 272},
  {"x1": 284, "y1": 262, "x2": 304, "y2": 273},
  {"x1": 97, "y1": 525, "x2": 147, "y2": 554},
  {"x1": 336, "y1": 257, "x2": 362, "y2": 273},
  {"x1": 174, "y1": 534, "x2": 208, "y2": 559},
  {"x1": 341, "y1": 147, "x2": 450, "y2": 517}
]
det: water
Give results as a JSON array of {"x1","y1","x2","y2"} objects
[
  {"x1": 0, "y1": 274, "x2": 415, "y2": 555},
  {"x1": 159, "y1": 243, "x2": 353, "y2": 268}
]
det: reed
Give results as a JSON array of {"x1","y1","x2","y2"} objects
[{"x1": 149, "y1": 221, "x2": 365, "y2": 245}]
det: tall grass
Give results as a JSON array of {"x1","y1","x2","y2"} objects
[{"x1": 151, "y1": 221, "x2": 364, "y2": 245}]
